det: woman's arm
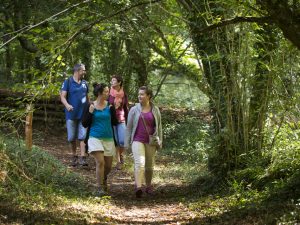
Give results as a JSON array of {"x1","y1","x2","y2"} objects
[
  {"x1": 123, "y1": 93, "x2": 129, "y2": 124},
  {"x1": 110, "y1": 105, "x2": 118, "y2": 126},
  {"x1": 156, "y1": 107, "x2": 163, "y2": 145},
  {"x1": 82, "y1": 103, "x2": 93, "y2": 128},
  {"x1": 124, "y1": 107, "x2": 135, "y2": 148}
]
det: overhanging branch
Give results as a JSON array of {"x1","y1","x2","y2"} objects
[
  {"x1": 60, "y1": 0, "x2": 163, "y2": 53},
  {"x1": 0, "y1": 0, "x2": 92, "y2": 49},
  {"x1": 195, "y1": 16, "x2": 273, "y2": 34}
]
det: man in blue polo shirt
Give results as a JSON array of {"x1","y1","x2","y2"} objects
[{"x1": 60, "y1": 63, "x2": 89, "y2": 167}]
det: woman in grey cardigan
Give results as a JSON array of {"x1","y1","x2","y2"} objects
[{"x1": 125, "y1": 86, "x2": 162, "y2": 198}]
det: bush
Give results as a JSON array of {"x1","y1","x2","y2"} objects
[{"x1": 0, "y1": 132, "x2": 90, "y2": 200}]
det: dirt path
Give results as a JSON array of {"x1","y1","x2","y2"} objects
[{"x1": 35, "y1": 132, "x2": 197, "y2": 225}]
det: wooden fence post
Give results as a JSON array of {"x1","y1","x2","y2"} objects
[{"x1": 25, "y1": 103, "x2": 33, "y2": 150}]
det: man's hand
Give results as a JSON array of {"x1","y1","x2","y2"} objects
[{"x1": 66, "y1": 104, "x2": 74, "y2": 111}]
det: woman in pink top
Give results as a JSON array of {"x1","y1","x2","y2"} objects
[
  {"x1": 125, "y1": 86, "x2": 162, "y2": 198},
  {"x1": 108, "y1": 75, "x2": 129, "y2": 170}
]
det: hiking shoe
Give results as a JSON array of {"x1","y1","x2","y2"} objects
[
  {"x1": 70, "y1": 155, "x2": 78, "y2": 167},
  {"x1": 116, "y1": 162, "x2": 122, "y2": 170},
  {"x1": 145, "y1": 186, "x2": 155, "y2": 196},
  {"x1": 120, "y1": 154, "x2": 124, "y2": 164},
  {"x1": 79, "y1": 156, "x2": 88, "y2": 167},
  {"x1": 135, "y1": 188, "x2": 143, "y2": 198},
  {"x1": 96, "y1": 187, "x2": 107, "y2": 197}
]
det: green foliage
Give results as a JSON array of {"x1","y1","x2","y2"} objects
[
  {"x1": 0, "y1": 132, "x2": 91, "y2": 206},
  {"x1": 278, "y1": 198, "x2": 300, "y2": 225},
  {"x1": 265, "y1": 123, "x2": 300, "y2": 180},
  {"x1": 162, "y1": 109, "x2": 210, "y2": 164},
  {"x1": 186, "y1": 114, "x2": 300, "y2": 224},
  {"x1": 154, "y1": 76, "x2": 209, "y2": 109}
]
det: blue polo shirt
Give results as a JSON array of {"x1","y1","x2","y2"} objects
[{"x1": 61, "y1": 77, "x2": 88, "y2": 120}]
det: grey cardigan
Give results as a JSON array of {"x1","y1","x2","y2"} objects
[{"x1": 124, "y1": 103, "x2": 162, "y2": 148}]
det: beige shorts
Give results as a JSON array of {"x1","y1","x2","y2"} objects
[{"x1": 88, "y1": 137, "x2": 116, "y2": 157}]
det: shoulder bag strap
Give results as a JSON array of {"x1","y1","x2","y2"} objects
[{"x1": 140, "y1": 113, "x2": 150, "y2": 135}]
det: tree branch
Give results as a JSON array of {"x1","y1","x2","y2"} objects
[
  {"x1": 194, "y1": 16, "x2": 273, "y2": 35},
  {"x1": 59, "y1": 0, "x2": 163, "y2": 53},
  {"x1": 140, "y1": 10, "x2": 173, "y2": 60},
  {"x1": 0, "y1": 0, "x2": 92, "y2": 49}
]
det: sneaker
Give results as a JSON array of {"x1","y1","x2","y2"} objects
[
  {"x1": 120, "y1": 154, "x2": 124, "y2": 164},
  {"x1": 79, "y1": 156, "x2": 88, "y2": 167},
  {"x1": 70, "y1": 155, "x2": 78, "y2": 167},
  {"x1": 116, "y1": 162, "x2": 122, "y2": 170},
  {"x1": 135, "y1": 188, "x2": 143, "y2": 198},
  {"x1": 145, "y1": 186, "x2": 155, "y2": 196},
  {"x1": 96, "y1": 187, "x2": 107, "y2": 197}
]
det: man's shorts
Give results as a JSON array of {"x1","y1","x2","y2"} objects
[{"x1": 66, "y1": 119, "x2": 86, "y2": 142}]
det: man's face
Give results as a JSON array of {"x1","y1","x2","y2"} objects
[{"x1": 78, "y1": 66, "x2": 86, "y2": 78}]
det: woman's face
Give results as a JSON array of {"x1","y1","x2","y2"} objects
[
  {"x1": 111, "y1": 78, "x2": 120, "y2": 88},
  {"x1": 138, "y1": 89, "x2": 150, "y2": 104},
  {"x1": 100, "y1": 87, "x2": 109, "y2": 99}
]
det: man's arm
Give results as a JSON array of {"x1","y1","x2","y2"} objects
[{"x1": 60, "y1": 91, "x2": 73, "y2": 111}]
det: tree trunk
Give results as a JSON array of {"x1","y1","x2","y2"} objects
[
  {"x1": 257, "y1": 0, "x2": 300, "y2": 50},
  {"x1": 25, "y1": 104, "x2": 33, "y2": 150},
  {"x1": 125, "y1": 38, "x2": 149, "y2": 87},
  {"x1": 248, "y1": 26, "x2": 277, "y2": 153}
]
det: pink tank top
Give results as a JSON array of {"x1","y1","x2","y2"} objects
[{"x1": 133, "y1": 111, "x2": 155, "y2": 144}]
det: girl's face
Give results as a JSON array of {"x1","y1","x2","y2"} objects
[
  {"x1": 111, "y1": 78, "x2": 120, "y2": 88},
  {"x1": 138, "y1": 90, "x2": 150, "y2": 104},
  {"x1": 100, "y1": 87, "x2": 109, "y2": 98}
]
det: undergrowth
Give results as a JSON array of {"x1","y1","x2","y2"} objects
[
  {"x1": 0, "y1": 133, "x2": 109, "y2": 225},
  {"x1": 162, "y1": 109, "x2": 210, "y2": 164},
  {"x1": 186, "y1": 122, "x2": 300, "y2": 224},
  {"x1": 154, "y1": 109, "x2": 210, "y2": 185}
]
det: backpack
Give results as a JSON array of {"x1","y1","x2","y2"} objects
[
  {"x1": 65, "y1": 77, "x2": 71, "y2": 100},
  {"x1": 64, "y1": 77, "x2": 89, "y2": 100}
]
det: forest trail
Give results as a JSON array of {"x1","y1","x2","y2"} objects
[{"x1": 35, "y1": 133, "x2": 197, "y2": 225}]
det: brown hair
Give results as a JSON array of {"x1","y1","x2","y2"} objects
[
  {"x1": 92, "y1": 83, "x2": 108, "y2": 97},
  {"x1": 139, "y1": 86, "x2": 153, "y2": 99},
  {"x1": 111, "y1": 75, "x2": 123, "y2": 87}
]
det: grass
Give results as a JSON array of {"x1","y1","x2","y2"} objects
[
  {"x1": 0, "y1": 133, "x2": 112, "y2": 224},
  {"x1": 183, "y1": 163, "x2": 300, "y2": 224}
]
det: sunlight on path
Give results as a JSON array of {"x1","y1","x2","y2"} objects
[
  {"x1": 97, "y1": 168, "x2": 197, "y2": 224},
  {"x1": 104, "y1": 201, "x2": 196, "y2": 224},
  {"x1": 35, "y1": 133, "x2": 197, "y2": 224}
]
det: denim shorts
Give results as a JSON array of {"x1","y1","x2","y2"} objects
[
  {"x1": 113, "y1": 122, "x2": 126, "y2": 147},
  {"x1": 66, "y1": 119, "x2": 87, "y2": 142}
]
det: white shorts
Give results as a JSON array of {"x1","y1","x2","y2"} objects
[{"x1": 88, "y1": 137, "x2": 116, "y2": 157}]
